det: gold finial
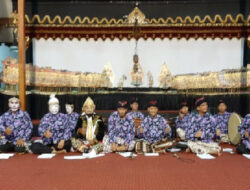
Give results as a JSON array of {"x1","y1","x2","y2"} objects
[{"x1": 127, "y1": 7, "x2": 146, "y2": 24}]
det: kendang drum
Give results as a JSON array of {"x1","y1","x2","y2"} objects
[{"x1": 228, "y1": 112, "x2": 242, "y2": 145}]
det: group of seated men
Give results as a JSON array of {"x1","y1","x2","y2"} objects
[{"x1": 0, "y1": 95, "x2": 249, "y2": 156}]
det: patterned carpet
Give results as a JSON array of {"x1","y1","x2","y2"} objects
[{"x1": 0, "y1": 144, "x2": 250, "y2": 190}]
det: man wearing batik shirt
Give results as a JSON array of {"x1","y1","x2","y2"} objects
[
  {"x1": 103, "y1": 100, "x2": 135, "y2": 153},
  {"x1": 185, "y1": 97, "x2": 221, "y2": 155},
  {"x1": 138, "y1": 100, "x2": 171, "y2": 144},
  {"x1": 214, "y1": 100, "x2": 231, "y2": 143},
  {"x1": 236, "y1": 114, "x2": 250, "y2": 154},
  {"x1": 175, "y1": 102, "x2": 189, "y2": 140},
  {"x1": 127, "y1": 98, "x2": 144, "y2": 120},
  {"x1": 127, "y1": 97, "x2": 144, "y2": 137},
  {"x1": 64, "y1": 102, "x2": 79, "y2": 141},
  {"x1": 30, "y1": 94, "x2": 71, "y2": 154},
  {"x1": 0, "y1": 97, "x2": 33, "y2": 153}
]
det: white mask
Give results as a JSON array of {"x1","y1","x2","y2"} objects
[
  {"x1": 9, "y1": 100, "x2": 20, "y2": 112},
  {"x1": 65, "y1": 105, "x2": 73, "y2": 114},
  {"x1": 49, "y1": 104, "x2": 59, "y2": 114}
]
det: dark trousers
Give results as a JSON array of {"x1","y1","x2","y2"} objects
[
  {"x1": 0, "y1": 142, "x2": 26, "y2": 153},
  {"x1": 30, "y1": 140, "x2": 72, "y2": 154},
  {"x1": 236, "y1": 142, "x2": 250, "y2": 154}
]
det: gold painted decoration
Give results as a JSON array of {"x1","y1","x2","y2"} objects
[
  {"x1": 24, "y1": 13, "x2": 250, "y2": 27},
  {"x1": 12, "y1": 7, "x2": 249, "y2": 40},
  {"x1": 127, "y1": 7, "x2": 146, "y2": 24}
]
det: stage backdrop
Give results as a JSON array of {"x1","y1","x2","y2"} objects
[{"x1": 32, "y1": 38, "x2": 244, "y2": 88}]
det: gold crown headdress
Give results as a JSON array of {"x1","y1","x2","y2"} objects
[{"x1": 82, "y1": 97, "x2": 96, "y2": 111}]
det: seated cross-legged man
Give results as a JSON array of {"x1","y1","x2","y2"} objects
[
  {"x1": 136, "y1": 100, "x2": 172, "y2": 153},
  {"x1": 30, "y1": 94, "x2": 72, "y2": 154},
  {"x1": 103, "y1": 100, "x2": 135, "y2": 153},
  {"x1": 71, "y1": 97, "x2": 105, "y2": 154},
  {"x1": 185, "y1": 97, "x2": 221, "y2": 156},
  {"x1": 0, "y1": 97, "x2": 33, "y2": 153}
]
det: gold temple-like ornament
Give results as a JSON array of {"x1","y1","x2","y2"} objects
[
  {"x1": 6, "y1": 7, "x2": 249, "y2": 41},
  {"x1": 127, "y1": 7, "x2": 146, "y2": 24}
]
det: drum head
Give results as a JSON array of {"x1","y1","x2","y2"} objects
[{"x1": 228, "y1": 113, "x2": 242, "y2": 145}]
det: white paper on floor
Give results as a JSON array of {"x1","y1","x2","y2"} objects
[
  {"x1": 242, "y1": 154, "x2": 250, "y2": 159},
  {"x1": 144, "y1": 153, "x2": 159, "y2": 156},
  {"x1": 89, "y1": 154, "x2": 105, "y2": 158},
  {"x1": 64, "y1": 155, "x2": 86, "y2": 160},
  {"x1": 82, "y1": 149, "x2": 105, "y2": 159},
  {"x1": 196, "y1": 154, "x2": 215, "y2": 160},
  {"x1": 118, "y1": 152, "x2": 137, "y2": 158},
  {"x1": 222, "y1": 148, "x2": 234, "y2": 154},
  {"x1": 37, "y1": 153, "x2": 56, "y2": 159},
  {"x1": 0, "y1": 153, "x2": 15, "y2": 159}
]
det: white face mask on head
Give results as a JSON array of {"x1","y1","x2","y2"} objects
[
  {"x1": 65, "y1": 105, "x2": 73, "y2": 114},
  {"x1": 9, "y1": 100, "x2": 20, "y2": 112},
  {"x1": 49, "y1": 104, "x2": 59, "y2": 114}
]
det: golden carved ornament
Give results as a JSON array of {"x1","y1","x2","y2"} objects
[
  {"x1": 127, "y1": 7, "x2": 146, "y2": 24},
  {"x1": 24, "y1": 13, "x2": 250, "y2": 27}
]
